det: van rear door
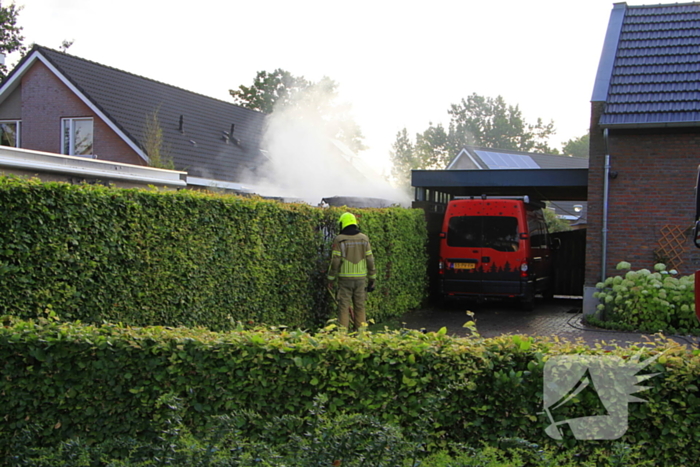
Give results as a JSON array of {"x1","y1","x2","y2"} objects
[{"x1": 441, "y1": 213, "x2": 522, "y2": 296}]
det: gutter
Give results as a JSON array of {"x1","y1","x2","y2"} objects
[
  {"x1": 0, "y1": 146, "x2": 187, "y2": 187},
  {"x1": 186, "y1": 176, "x2": 257, "y2": 193}
]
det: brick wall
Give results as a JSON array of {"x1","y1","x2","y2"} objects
[
  {"x1": 20, "y1": 61, "x2": 144, "y2": 166},
  {"x1": 586, "y1": 102, "x2": 700, "y2": 285}
]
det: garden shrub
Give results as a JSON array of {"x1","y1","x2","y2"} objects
[
  {"x1": 0, "y1": 176, "x2": 427, "y2": 329},
  {"x1": 592, "y1": 261, "x2": 699, "y2": 334},
  {"x1": 1, "y1": 317, "x2": 698, "y2": 465}
]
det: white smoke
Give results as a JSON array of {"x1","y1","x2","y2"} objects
[{"x1": 249, "y1": 81, "x2": 411, "y2": 207}]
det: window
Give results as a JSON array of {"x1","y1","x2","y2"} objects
[
  {"x1": 447, "y1": 216, "x2": 520, "y2": 252},
  {"x1": 527, "y1": 210, "x2": 548, "y2": 249},
  {"x1": 62, "y1": 118, "x2": 94, "y2": 157},
  {"x1": 0, "y1": 120, "x2": 20, "y2": 147}
]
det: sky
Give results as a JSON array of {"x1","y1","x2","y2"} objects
[{"x1": 12, "y1": 0, "x2": 685, "y2": 176}]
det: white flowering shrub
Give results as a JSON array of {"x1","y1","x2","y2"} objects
[{"x1": 592, "y1": 261, "x2": 698, "y2": 334}]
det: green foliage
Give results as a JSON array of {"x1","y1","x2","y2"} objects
[
  {"x1": 143, "y1": 107, "x2": 175, "y2": 170},
  {"x1": 0, "y1": 317, "x2": 696, "y2": 465},
  {"x1": 389, "y1": 93, "x2": 558, "y2": 186},
  {"x1": 229, "y1": 69, "x2": 366, "y2": 153},
  {"x1": 229, "y1": 68, "x2": 311, "y2": 114},
  {"x1": 389, "y1": 128, "x2": 419, "y2": 189},
  {"x1": 0, "y1": 177, "x2": 426, "y2": 329},
  {"x1": 592, "y1": 261, "x2": 699, "y2": 334},
  {"x1": 0, "y1": 2, "x2": 25, "y2": 80},
  {"x1": 390, "y1": 124, "x2": 452, "y2": 187},
  {"x1": 561, "y1": 133, "x2": 590, "y2": 158},
  {"x1": 448, "y1": 94, "x2": 557, "y2": 155},
  {"x1": 13, "y1": 427, "x2": 653, "y2": 467},
  {"x1": 543, "y1": 206, "x2": 571, "y2": 233},
  {"x1": 12, "y1": 421, "x2": 652, "y2": 467},
  {"x1": 13, "y1": 395, "x2": 419, "y2": 466}
]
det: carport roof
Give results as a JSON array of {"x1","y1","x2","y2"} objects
[{"x1": 411, "y1": 168, "x2": 588, "y2": 202}]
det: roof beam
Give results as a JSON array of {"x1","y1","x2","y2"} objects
[{"x1": 411, "y1": 168, "x2": 588, "y2": 201}]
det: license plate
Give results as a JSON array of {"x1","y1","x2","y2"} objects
[{"x1": 453, "y1": 262, "x2": 476, "y2": 270}]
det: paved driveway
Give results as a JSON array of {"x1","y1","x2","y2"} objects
[{"x1": 400, "y1": 298, "x2": 700, "y2": 348}]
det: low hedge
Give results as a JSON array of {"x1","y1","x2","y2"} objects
[
  {"x1": 1, "y1": 318, "x2": 698, "y2": 465},
  {"x1": 0, "y1": 177, "x2": 427, "y2": 329}
]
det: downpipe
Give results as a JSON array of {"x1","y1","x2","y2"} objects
[{"x1": 602, "y1": 129, "x2": 611, "y2": 283}]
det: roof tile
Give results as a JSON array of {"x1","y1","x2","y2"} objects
[{"x1": 600, "y1": 2, "x2": 700, "y2": 127}]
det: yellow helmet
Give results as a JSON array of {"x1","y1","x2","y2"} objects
[{"x1": 338, "y1": 212, "x2": 357, "y2": 230}]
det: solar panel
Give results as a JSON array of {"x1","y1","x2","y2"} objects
[{"x1": 474, "y1": 150, "x2": 540, "y2": 169}]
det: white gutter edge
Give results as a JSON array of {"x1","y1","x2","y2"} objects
[
  {"x1": 186, "y1": 176, "x2": 257, "y2": 193},
  {"x1": 0, "y1": 146, "x2": 186, "y2": 187}
]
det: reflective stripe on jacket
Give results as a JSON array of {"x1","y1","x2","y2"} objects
[{"x1": 327, "y1": 232, "x2": 376, "y2": 281}]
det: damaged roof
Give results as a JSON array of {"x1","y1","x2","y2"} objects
[
  {"x1": 3, "y1": 45, "x2": 267, "y2": 183},
  {"x1": 593, "y1": 2, "x2": 700, "y2": 128}
]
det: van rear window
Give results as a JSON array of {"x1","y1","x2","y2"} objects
[{"x1": 447, "y1": 216, "x2": 519, "y2": 251}]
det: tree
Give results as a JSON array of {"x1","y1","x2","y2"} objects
[
  {"x1": 415, "y1": 123, "x2": 451, "y2": 170},
  {"x1": 143, "y1": 108, "x2": 174, "y2": 170},
  {"x1": 0, "y1": 2, "x2": 25, "y2": 80},
  {"x1": 389, "y1": 128, "x2": 416, "y2": 186},
  {"x1": 59, "y1": 39, "x2": 74, "y2": 53},
  {"x1": 230, "y1": 69, "x2": 366, "y2": 153},
  {"x1": 390, "y1": 93, "x2": 558, "y2": 186},
  {"x1": 230, "y1": 69, "x2": 310, "y2": 114},
  {"x1": 561, "y1": 133, "x2": 589, "y2": 158},
  {"x1": 544, "y1": 205, "x2": 572, "y2": 233},
  {"x1": 447, "y1": 93, "x2": 557, "y2": 154},
  {"x1": 390, "y1": 124, "x2": 452, "y2": 188}
]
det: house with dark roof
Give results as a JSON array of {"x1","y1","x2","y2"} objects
[
  {"x1": 584, "y1": 2, "x2": 700, "y2": 312},
  {"x1": 446, "y1": 146, "x2": 589, "y2": 226},
  {"x1": 447, "y1": 146, "x2": 589, "y2": 171},
  {"x1": 0, "y1": 45, "x2": 271, "y2": 193}
]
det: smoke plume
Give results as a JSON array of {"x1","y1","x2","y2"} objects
[{"x1": 249, "y1": 81, "x2": 410, "y2": 207}]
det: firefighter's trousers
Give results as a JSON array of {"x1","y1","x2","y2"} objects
[{"x1": 337, "y1": 277, "x2": 367, "y2": 330}]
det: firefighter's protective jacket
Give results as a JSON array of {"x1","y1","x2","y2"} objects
[{"x1": 327, "y1": 226, "x2": 376, "y2": 281}]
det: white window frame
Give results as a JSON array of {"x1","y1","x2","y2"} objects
[
  {"x1": 0, "y1": 120, "x2": 21, "y2": 148},
  {"x1": 61, "y1": 117, "x2": 94, "y2": 157}
]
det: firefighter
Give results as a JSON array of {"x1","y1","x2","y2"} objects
[{"x1": 327, "y1": 212, "x2": 376, "y2": 330}]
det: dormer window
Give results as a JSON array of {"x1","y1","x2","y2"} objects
[
  {"x1": 0, "y1": 120, "x2": 20, "y2": 147},
  {"x1": 62, "y1": 117, "x2": 93, "y2": 157}
]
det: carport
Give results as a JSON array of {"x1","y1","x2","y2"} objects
[
  {"x1": 412, "y1": 168, "x2": 588, "y2": 206},
  {"x1": 411, "y1": 168, "x2": 589, "y2": 298}
]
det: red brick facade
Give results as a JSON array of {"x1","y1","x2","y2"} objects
[
  {"x1": 586, "y1": 102, "x2": 700, "y2": 286},
  {"x1": 18, "y1": 61, "x2": 144, "y2": 166}
]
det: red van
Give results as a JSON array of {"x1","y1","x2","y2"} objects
[{"x1": 438, "y1": 196, "x2": 554, "y2": 309}]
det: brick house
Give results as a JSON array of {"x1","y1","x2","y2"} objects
[
  {"x1": 584, "y1": 2, "x2": 700, "y2": 312},
  {"x1": 0, "y1": 45, "x2": 269, "y2": 192}
]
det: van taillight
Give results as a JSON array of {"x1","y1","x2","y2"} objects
[{"x1": 520, "y1": 262, "x2": 529, "y2": 278}]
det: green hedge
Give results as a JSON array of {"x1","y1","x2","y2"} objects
[
  {"x1": 0, "y1": 177, "x2": 427, "y2": 329},
  {"x1": 1, "y1": 318, "x2": 698, "y2": 465}
]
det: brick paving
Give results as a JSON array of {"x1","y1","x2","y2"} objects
[{"x1": 400, "y1": 298, "x2": 700, "y2": 348}]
